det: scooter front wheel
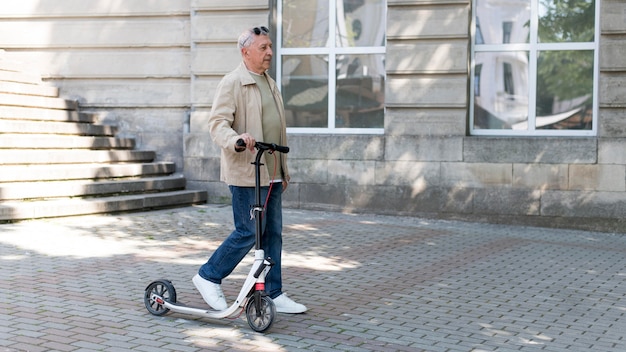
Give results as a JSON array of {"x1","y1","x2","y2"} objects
[
  {"x1": 144, "y1": 279, "x2": 177, "y2": 316},
  {"x1": 245, "y1": 295, "x2": 276, "y2": 333}
]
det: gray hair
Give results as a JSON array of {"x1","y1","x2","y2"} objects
[{"x1": 237, "y1": 26, "x2": 270, "y2": 50}]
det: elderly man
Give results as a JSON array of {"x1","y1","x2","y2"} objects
[{"x1": 193, "y1": 26, "x2": 307, "y2": 314}]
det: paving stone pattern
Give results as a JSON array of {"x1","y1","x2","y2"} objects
[{"x1": 1, "y1": 204, "x2": 625, "y2": 351}]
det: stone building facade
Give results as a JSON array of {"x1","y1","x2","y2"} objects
[{"x1": 2, "y1": 0, "x2": 625, "y2": 231}]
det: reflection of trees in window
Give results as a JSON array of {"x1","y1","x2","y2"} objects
[
  {"x1": 536, "y1": 50, "x2": 593, "y2": 118},
  {"x1": 538, "y1": 0, "x2": 595, "y2": 43},
  {"x1": 471, "y1": 0, "x2": 596, "y2": 133}
]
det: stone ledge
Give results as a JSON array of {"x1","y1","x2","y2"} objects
[{"x1": 0, "y1": 190, "x2": 207, "y2": 222}]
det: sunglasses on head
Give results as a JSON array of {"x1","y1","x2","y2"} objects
[{"x1": 253, "y1": 26, "x2": 269, "y2": 35}]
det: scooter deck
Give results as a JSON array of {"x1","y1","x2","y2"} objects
[{"x1": 154, "y1": 293, "x2": 245, "y2": 319}]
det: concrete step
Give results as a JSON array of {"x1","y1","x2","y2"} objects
[
  {"x1": 0, "y1": 69, "x2": 42, "y2": 85},
  {"x1": 0, "y1": 55, "x2": 34, "y2": 73},
  {"x1": 0, "y1": 55, "x2": 208, "y2": 220},
  {"x1": 0, "y1": 53, "x2": 42, "y2": 78},
  {"x1": 0, "y1": 149, "x2": 156, "y2": 165},
  {"x1": 0, "y1": 134, "x2": 135, "y2": 149},
  {"x1": 0, "y1": 106, "x2": 97, "y2": 123},
  {"x1": 0, "y1": 119, "x2": 116, "y2": 136},
  {"x1": 0, "y1": 92, "x2": 77, "y2": 110},
  {"x1": 0, "y1": 174, "x2": 186, "y2": 200},
  {"x1": 0, "y1": 162, "x2": 176, "y2": 182},
  {"x1": 0, "y1": 81, "x2": 59, "y2": 97},
  {"x1": 0, "y1": 189, "x2": 209, "y2": 221}
]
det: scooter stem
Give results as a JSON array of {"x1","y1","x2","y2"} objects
[{"x1": 253, "y1": 145, "x2": 265, "y2": 251}]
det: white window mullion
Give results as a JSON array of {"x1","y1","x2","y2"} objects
[
  {"x1": 275, "y1": 0, "x2": 283, "y2": 92},
  {"x1": 527, "y1": 0, "x2": 539, "y2": 132},
  {"x1": 592, "y1": 0, "x2": 600, "y2": 135},
  {"x1": 328, "y1": 52, "x2": 337, "y2": 129},
  {"x1": 328, "y1": 1, "x2": 337, "y2": 129}
]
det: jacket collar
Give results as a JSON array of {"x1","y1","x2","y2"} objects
[{"x1": 237, "y1": 62, "x2": 263, "y2": 86}]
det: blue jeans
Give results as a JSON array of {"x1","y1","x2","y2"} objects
[{"x1": 198, "y1": 183, "x2": 283, "y2": 299}]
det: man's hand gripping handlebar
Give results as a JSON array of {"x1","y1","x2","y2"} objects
[{"x1": 236, "y1": 139, "x2": 289, "y2": 154}]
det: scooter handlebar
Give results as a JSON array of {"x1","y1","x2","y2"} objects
[{"x1": 236, "y1": 139, "x2": 289, "y2": 154}]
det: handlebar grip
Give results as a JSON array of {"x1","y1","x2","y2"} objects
[
  {"x1": 273, "y1": 144, "x2": 290, "y2": 153},
  {"x1": 235, "y1": 138, "x2": 246, "y2": 152},
  {"x1": 256, "y1": 141, "x2": 289, "y2": 153}
]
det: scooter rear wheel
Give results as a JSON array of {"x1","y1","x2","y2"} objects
[
  {"x1": 245, "y1": 295, "x2": 276, "y2": 333},
  {"x1": 144, "y1": 280, "x2": 177, "y2": 316}
]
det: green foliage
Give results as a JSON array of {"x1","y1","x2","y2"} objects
[
  {"x1": 538, "y1": 0, "x2": 595, "y2": 42},
  {"x1": 536, "y1": 0, "x2": 595, "y2": 111},
  {"x1": 537, "y1": 50, "x2": 594, "y2": 101}
]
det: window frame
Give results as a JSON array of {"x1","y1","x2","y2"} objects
[
  {"x1": 469, "y1": 0, "x2": 600, "y2": 137},
  {"x1": 276, "y1": 0, "x2": 386, "y2": 135}
]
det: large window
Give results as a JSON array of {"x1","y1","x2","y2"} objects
[
  {"x1": 470, "y1": 0, "x2": 599, "y2": 135},
  {"x1": 277, "y1": 0, "x2": 386, "y2": 134}
]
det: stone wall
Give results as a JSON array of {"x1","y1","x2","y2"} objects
[
  {"x1": 3, "y1": 0, "x2": 626, "y2": 231},
  {"x1": 184, "y1": 0, "x2": 626, "y2": 232},
  {"x1": 0, "y1": 0, "x2": 191, "y2": 167}
]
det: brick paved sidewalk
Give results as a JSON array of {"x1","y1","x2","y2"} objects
[{"x1": 1, "y1": 204, "x2": 625, "y2": 351}]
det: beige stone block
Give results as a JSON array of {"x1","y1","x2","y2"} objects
[
  {"x1": 441, "y1": 162, "x2": 512, "y2": 187},
  {"x1": 441, "y1": 185, "x2": 474, "y2": 214},
  {"x1": 192, "y1": 46, "x2": 241, "y2": 75},
  {"x1": 569, "y1": 164, "x2": 626, "y2": 191},
  {"x1": 513, "y1": 164, "x2": 568, "y2": 190},
  {"x1": 327, "y1": 160, "x2": 376, "y2": 185},
  {"x1": 288, "y1": 135, "x2": 384, "y2": 160},
  {"x1": 601, "y1": 0, "x2": 626, "y2": 33},
  {"x1": 473, "y1": 187, "x2": 540, "y2": 216},
  {"x1": 464, "y1": 137, "x2": 597, "y2": 164},
  {"x1": 0, "y1": 19, "x2": 189, "y2": 48},
  {"x1": 289, "y1": 159, "x2": 328, "y2": 184},
  {"x1": 28, "y1": 50, "x2": 190, "y2": 79},
  {"x1": 599, "y1": 138, "x2": 626, "y2": 164},
  {"x1": 387, "y1": 40, "x2": 468, "y2": 74},
  {"x1": 3, "y1": 50, "x2": 190, "y2": 80},
  {"x1": 55, "y1": 79, "x2": 190, "y2": 108},
  {"x1": 385, "y1": 136, "x2": 463, "y2": 162},
  {"x1": 193, "y1": 0, "x2": 268, "y2": 11},
  {"x1": 375, "y1": 161, "x2": 441, "y2": 190},
  {"x1": 184, "y1": 132, "x2": 219, "y2": 158},
  {"x1": 191, "y1": 77, "x2": 223, "y2": 107},
  {"x1": 541, "y1": 190, "x2": 626, "y2": 218},
  {"x1": 388, "y1": 4, "x2": 469, "y2": 39},
  {"x1": 600, "y1": 73, "x2": 626, "y2": 107},
  {"x1": 192, "y1": 13, "x2": 269, "y2": 43},
  {"x1": 599, "y1": 108, "x2": 626, "y2": 137},
  {"x1": 2, "y1": 0, "x2": 189, "y2": 17},
  {"x1": 387, "y1": 75, "x2": 467, "y2": 107},
  {"x1": 385, "y1": 108, "x2": 466, "y2": 136},
  {"x1": 600, "y1": 36, "x2": 626, "y2": 71},
  {"x1": 183, "y1": 156, "x2": 220, "y2": 182},
  {"x1": 189, "y1": 110, "x2": 211, "y2": 134}
]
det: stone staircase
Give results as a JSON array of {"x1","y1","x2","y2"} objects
[{"x1": 0, "y1": 57, "x2": 207, "y2": 221}]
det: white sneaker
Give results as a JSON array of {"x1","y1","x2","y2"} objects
[
  {"x1": 272, "y1": 294, "x2": 307, "y2": 314},
  {"x1": 192, "y1": 274, "x2": 227, "y2": 311}
]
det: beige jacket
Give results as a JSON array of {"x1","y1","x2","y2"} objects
[{"x1": 208, "y1": 62, "x2": 290, "y2": 187}]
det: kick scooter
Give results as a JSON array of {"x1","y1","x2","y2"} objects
[{"x1": 143, "y1": 140, "x2": 289, "y2": 333}]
